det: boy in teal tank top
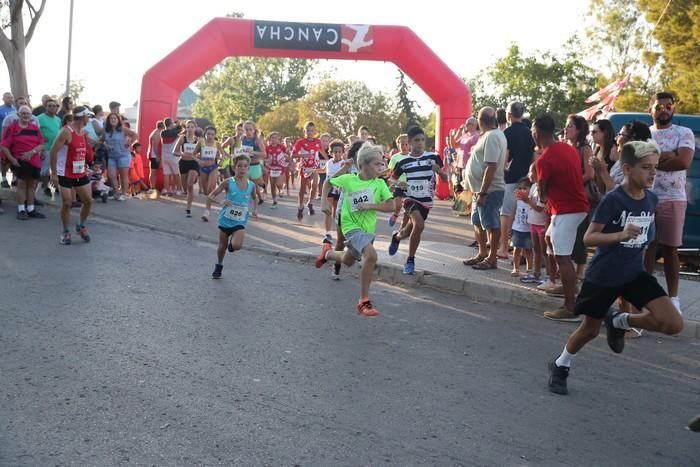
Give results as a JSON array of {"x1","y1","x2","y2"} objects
[{"x1": 207, "y1": 154, "x2": 259, "y2": 279}]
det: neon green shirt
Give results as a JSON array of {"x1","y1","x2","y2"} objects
[
  {"x1": 330, "y1": 173, "x2": 393, "y2": 235},
  {"x1": 389, "y1": 152, "x2": 409, "y2": 182}
]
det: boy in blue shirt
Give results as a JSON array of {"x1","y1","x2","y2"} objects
[{"x1": 548, "y1": 140, "x2": 684, "y2": 395}]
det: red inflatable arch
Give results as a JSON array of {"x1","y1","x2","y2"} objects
[{"x1": 138, "y1": 18, "x2": 472, "y2": 197}]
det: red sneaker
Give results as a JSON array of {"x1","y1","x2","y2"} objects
[
  {"x1": 315, "y1": 242, "x2": 332, "y2": 268},
  {"x1": 357, "y1": 298, "x2": 379, "y2": 317}
]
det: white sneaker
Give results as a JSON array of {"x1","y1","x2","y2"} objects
[
  {"x1": 670, "y1": 297, "x2": 682, "y2": 315},
  {"x1": 201, "y1": 210, "x2": 210, "y2": 222},
  {"x1": 331, "y1": 270, "x2": 340, "y2": 281},
  {"x1": 117, "y1": 194, "x2": 126, "y2": 201},
  {"x1": 176, "y1": 191, "x2": 185, "y2": 196}
]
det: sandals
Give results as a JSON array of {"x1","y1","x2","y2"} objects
[
  {"x1": 472, "y1": 259, "x2": 498, "y2": 270},
  {"x1": 462, "y1": 255, "x2": 486, "y2": 266}
]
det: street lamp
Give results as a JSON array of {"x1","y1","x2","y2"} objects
[{"x1": 65, "y1": 0, "x2": 74, "y2": 97}]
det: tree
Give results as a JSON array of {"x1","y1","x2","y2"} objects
[
  {"x1": 472, "y1": 44, "x2": 598, "y2": 126},
  {"x1": 193, "y1": 57, "x2": 316, "y2": 135},
  {"x1": 0, "y1": 0, "x2": 46, "y2": 98},
  {"x1": 395, "y1": 70, "x2": 420, "y2": 131},
  {"x1": 638, "y1": 0, "x2": 700, "y2": 113},
  {"x1": 257, "y1": 100, "x2": 302, "y2": 138},
  {"x1": 584, "y1": 0, "x2": 662, "y2": 111},
  {"x1": 56, "y1": 79, "x2": 84, "y2": 102},
  {"x1": 465, "y1": 72, "x2": 500, "y2": 115},
  {"x1": 298, "y1": 80, "x2": 402, "y2": 145}
]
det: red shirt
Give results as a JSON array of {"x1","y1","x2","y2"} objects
[
  {"x1": 129, "y1": 152, "x2": 145, "y2": 183},
  {"x1": 535, "y1": 142, "x2": 589, "y2": 215},
  {"x1": 1, "y1": 121, "x2": 44, "y2": 168},
  {"x1": 56, "y1": 125, "x2": 94, "y2": 178},
  {"x1": 292, "y1": 138, "x2": 322, "y2": 169},
  {"x1": 266, "y1": 144, "x2": 287, "y2": 169}
]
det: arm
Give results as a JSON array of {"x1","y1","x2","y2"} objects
[
  {"x1": 216, "y1": 143, "x2": 225, "y2": 165},
  {"x1": 479, "y1": 162, "x2": 497, "y2": 194},
  {"x1": 320, "y1": 179, "x2": 333, "y2": 215},
  {"x1": 92, "y1": 119, "x2": 104, "y2": 136},
  {"x1": 583, "y1": 221, "x2": 641, "y2": 247},
  {"x1": 358, "y1": 199, "x2": 395, "y2": 213},
  {"x1": 658, "y1": 147, "x2": 693, "y2": 172},
  {"x1": 515, "y1": 190, "x2": 545, "y2": 212},
  {"x1": 50, "y1": 129, "x2": 68, "y2": 181},
  {"x1": 591, "y1": 156, "x2": 615, "y2": 192},
  {"x1": 581, "y1": 146, "x2": 594, "y2": 182},
  {"x1": 0, "y1": 145, "x2": 19, "y2": 166},
  {"x1": 207, "y1": 179, "x2": 228, "y2": 205},
  {"x1": 172, "y1": 136, "x2": 184, "y2": 156},
  {"x1": 254, "y1": 137, "x2": 266, "y2": 158}
]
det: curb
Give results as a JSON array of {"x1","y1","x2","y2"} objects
[{"x1": 89, "y1": 209, "x2": 700, "y2": 340}]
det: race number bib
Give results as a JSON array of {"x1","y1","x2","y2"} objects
[
  {"x1": 407, "y1": 181, "x2": 430, "y2": 199},
  {"x1": 269, "y1": 169, "x2": 282, "y2": 178},
  {"x1": 223, "y1": 204, "x2": 248, "y2": 222},
  {"x1": 620, "y1": 215, "x2": 654, "y2": 248},
  {"x1": 183, "y1": 143, "x2": 197, "y2": 154},
  {"x1": 348, "y1": 189, "x2": 374, "y2": 212},
  {"x1": 234, "y1": 146, "x2": 253, "y2": 157},
  {"x1": 201, "y1": 147, "x2": 216, "y2": 160},
  {"x1": 72, "y1": 160, "x2": 85, "y2": 174}
]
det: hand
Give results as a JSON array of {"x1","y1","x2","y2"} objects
[
  {"x1": 50, "y1": 174, "x2": 58, "y2": 186},
  {"x1": 397, "y1": 181, "x2": 408, "y2": 190},
  {"x1": 477, "y1": 193, "x2": 488, "y2": 208},
  {"x1": 9, "y1": 157, "x2": 20, "y2": 167},
  {"x1": 223, "y1": 200, "x2": 232, "y2": 207},
  {"x1": 343, "y1": 159, "x2": 354, "y2": 169},
  {"x1": 431, "y1": 161, "x2": 440, "y2": 173},
  {"x1": 357, "y1": 203, "x2": 373, "y2": 211},
  {"x1": 20, "y1": 150, "x2": 34, "y2": 161},
  {"x1": 589, "y1": 156, "x2": 604, "y2": 171},
  {"x1": 515, "y1": 190, "x2": 529, "y2": 202},
  {"x1": 619, "y1": 223, "x2": 642, "y2": 241}
]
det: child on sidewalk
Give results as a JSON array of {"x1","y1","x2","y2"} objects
[
  {"x1": 321, "y1": 139, "x2": 347, "y2": 245},
  {"x1": 547, "y1": 140, "x2": 683, "y2": 395},
  {"x1": 208, "y1": 154, "x2": 258, "y2": 279},
  {"x1": 517, "y1": 164, "x2": 547, "y2": 283},
  {"x1": 510, "y1": 177, "x2": 533, "y2": 277},
  {"x1": 315, "y1": 143, "x2": 394, "y2": 316},
  {"x1": 386, "y1": 133, "x2": 410, "y2": 227}
]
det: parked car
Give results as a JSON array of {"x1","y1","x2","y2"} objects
[{"x1": 605, "y1": 112, "x2": 700, "y2": 252}]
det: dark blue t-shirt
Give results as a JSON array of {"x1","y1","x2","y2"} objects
[{"x1": 585, "y1": 186, "x2": 658, "y2": 287}]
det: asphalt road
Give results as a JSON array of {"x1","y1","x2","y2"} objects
[{"x1": 1, "y1": 211, "x2": 698, "y2": 466}]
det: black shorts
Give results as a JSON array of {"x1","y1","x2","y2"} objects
[
  {"x1": 15, "y1": 161, "x2": 40, "y2": 180},
  {"x1": 571, "y1": 215, "x2": 590, "y2": 265},
  {"x1": 574, "y1": 272, "x2": 667, "y2": 320},
  {"x1": 58, "y1": 175, "x2": 90, "y2": 188},
  {"x1": 150, "y1": 158, "x2": 159, "y2": 169},
  {"x1": 219, "y1": 225, "x2": 245, "y2": 235},
  {"x1": 404, "y1": 199, "x2": 429, "y2": 221},
  {"x1": 179, "y1": 159, "x2": 199, "y2": 174}
]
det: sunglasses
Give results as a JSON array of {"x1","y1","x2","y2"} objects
[
  {"x1": 654, "y1": 103, "x2": 674, "y2": 111},
  {"x1": 617, "y1": 132, "x2": 630, "y2": 138}
]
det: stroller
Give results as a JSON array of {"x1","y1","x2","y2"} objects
[{"x1": 89, "y1": 162, "x2": 112, "y2": 203}]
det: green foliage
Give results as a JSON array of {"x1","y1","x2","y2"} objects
[
  {"x1": 298, "y1": 80, "x2": 402, "y2": 145},
  {"x1": 395, "y1": 70, "x2": 421, "y2": 131},
  {"x1": 257, "y1": 100, "x2": 302, "y2": 139},
  {"x1": 638, "y1": 0, "x2": 700, "y2": 113},
  {"x1": 470, "y1": 44, "x2": 597, "y2": 127},
  {"x1": 193, "y1": 57, "x2": 316, "y2": 135}
]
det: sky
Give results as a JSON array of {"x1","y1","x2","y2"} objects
[{"x1": 0, "y1": 0, "x2": 591, "y2": 115}]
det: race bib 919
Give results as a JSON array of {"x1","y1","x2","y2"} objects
[{"x1": 407, "y1": 182, "x2": 429, "y2": 198}]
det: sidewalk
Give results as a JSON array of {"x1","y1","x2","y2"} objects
[{"x1": 15, "y1": 186, "x2": 700, "y2": 338}]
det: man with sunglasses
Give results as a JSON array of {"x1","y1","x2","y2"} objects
[
  {"x1": 38, "y1": 99, "x2": 62, "y2": 196},
  {"x1": 644, "y1": 92, "x2": 695, "y2": 315}
]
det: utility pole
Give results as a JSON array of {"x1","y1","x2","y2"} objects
[{"x1": 65, "y1": 0, "x2": 74, "y2": 97}]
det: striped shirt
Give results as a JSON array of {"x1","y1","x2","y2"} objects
[{"x1": 392, "y1": 152, "x2": 443, "y2": 207}]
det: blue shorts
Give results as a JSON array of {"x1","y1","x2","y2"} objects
[
  {"x1": 511, "y1": 229, "x2": 532, "y2": 249},
  {"x1": 471, "y1": 190, "x2": 504, "y2": 230},
  {"x1": 108, "y1": 153, "x2": 132, "y2": 169}
]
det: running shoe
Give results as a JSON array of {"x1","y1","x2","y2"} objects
[
  {"x1": 201, "y1": 210, "x2": 210, "y2": 222},
  {"x1": 117, "y1": 194, "x2": 126, "y2": 201},
  {"x1": 388, "y1": 231, "x2": 401, "y2": 256},
  {"x1": 186, "y1": 209, "x2": 192, "y2": 218},
  {"x1": 548, "y1": 359, "x2": 569, "y2": 395},
  {"x1": 27, "y1": 210, "x2": 45, "y2": 219},
  {"x1": 60, "y1": 231, "x2": 71, "y2": 245},
  {"x1": 259, "y1": 198, "x2": 265, "y2": 206},
  {"x1": 308, "y1": 203, "x2": 315, "y2": 216},
  {"x1": 75, "y1": 224, "x2": 91, "y2": 242},
  {"x1": 357, "y1": 298, "x2": 379, "y2": 317},
  {"x1": 101, "y1": 192, "x2": 108, "y2": 203},
  {"x1": 403, "y1": 258, "x2": 415, "y2": 275},
  {"x1": 316, "y1": 242, "x2": 332, "y2": 268},
  {"x1": 323, "y1": 234, "x2": 333, "y2": 245},
  {"x1": 543, "y1": 307, "x2": 581, "y2": 322},
  {"x1": 44, "y1": 187, "x2": 52, "y2": 197},
  {"x1": 520, "y1": 273, "x2": 540, "y2": 284},
  {"x1": 212, "y1": 263, "x2": 223, "y2": 279},
  {"x1": 272, "y1": 199, "x2": 278, "y2": 207},
  {"x1": 387, "y1": 213, "x2": 398, "y2": 227},
  {"x1": 604, "y1": 309, "x2": 626, "y2": 354},
  {"x1": 297, "y1": 208, "x2": 304, "y2": 221},
  {"x1": 331, "y1": 270, "x2": 340, "y2": 281},
  {"x1": 16, "y1": 210, "x2": 29, "y2": 220}
]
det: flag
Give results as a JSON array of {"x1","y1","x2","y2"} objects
[{"x1": 584, "y1": 77, "x2": 629, "y2": 103}]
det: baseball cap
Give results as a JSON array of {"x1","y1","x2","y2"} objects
[
  {"x1": 109, "y1": 101, "x2": 121, "y2": 109},
  {"x1": 74, "y1": 106, "x2": 94, "y2": 118}
]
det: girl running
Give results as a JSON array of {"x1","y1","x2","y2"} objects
[
  {"x1": 197, "y1": 125, "x2": 224, "y2": 222},
  {"x1": 173, "y1": 120, "x2": 200, "y2": 217},
  {"x1": 292, "y1": 121, "x2": 327, "y2": 221},
  {"x1": 237, "y1": 121, "x2": 266, "y2": 205},
  {"x1": 208, "y1": 154, "x2": 259, "y2": 279},
  {"x1": 265, "y1": 131, "x2": 288, "y2": 206}
]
